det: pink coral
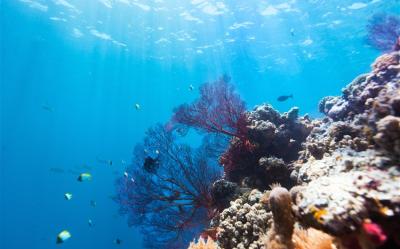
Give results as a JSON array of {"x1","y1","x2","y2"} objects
[{"x1": 362, "y1": 220, "x2": 387, "y2": 246}]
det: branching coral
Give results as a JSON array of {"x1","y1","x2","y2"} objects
[
  {"x1": 216, "y1": 190, "x2": 272, "y2": 249},
  {"x1": 172, "y1": 75, "x2": 248, "y2": 139},
  {"x1": 114, "y1": 124, "x2": 223, "y2": 249},
  {"x1": 366, "y1": 13, "x2": 400, "y2": 52}
]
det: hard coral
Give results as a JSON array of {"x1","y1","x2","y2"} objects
[
  {"x1": 188, "y1": 237, "x2": 219, "y2": 249},
  {"x1": 265, "y1": 187, "x2": 295, "y2": 249},
  {"x1": 221, "y1": 104, "x2": 312, "y2": 189},
  {"x1": 292, "y1": 228, "x2": 333, "y2": 249},
  {"x1": 216, "y1": 190, "x2": 271, "y2": 249},
  {"x1": 264, "y1": 187, "x2": 334, "y2": 249}
]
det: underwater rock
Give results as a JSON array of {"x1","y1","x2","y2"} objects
[
  {"x1": 295, "y1": 169, "x2": 400, "y2": 237},
  {"x1": 374, "y1": 115, "x2": 400, "y2": 157},
  {"x1": 296, "y1": 149, "x2": 393, "y2": 183},
  {"x1": 216, "y1": 189, "x2": 272, "y2": 249}
]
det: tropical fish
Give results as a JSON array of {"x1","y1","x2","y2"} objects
[
  {"x1": 90, "y1": 200, "x2": 97, "y2": 207},
  {"x1": 97, "y1": 157, "x2": 112, "y2": 166},
  {"x1": 277, "y1": 94, "x2": 293, "y2": 102},
  {"x1": 77, "y1": 173, "x2": 92, "y2": 182},
  {"x1": 123, "y1": 172, "x2": 129, "y2": 178},
  {"x1": 189, "y1": 84, "x2": 194, "y2": 91},
  {"x1": 135, "y1": 103, "x2": 141, "y2": 110},
  {"x1": 42, "y1": 103, "x2": 55, "y2": 112},
  {"x1": 56, "y1": 230, "x2": 71, "y2": 244},
  {"x1": 64, "y1": 193, "x2": 73, "y2": 200},
  {"x1": 88, "y1": 219, "x2": 93, "y2": 227}
]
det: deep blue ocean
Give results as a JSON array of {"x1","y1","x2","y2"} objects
[{"x1": 1, "y1": 0, "x2": 399, "y2": 249}]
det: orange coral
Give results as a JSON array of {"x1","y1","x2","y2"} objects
[
  {"x1": 188, "y1": 237, "x2": 219, "y2": 249},
  {"x1": 265, "y1": 187, "x2": 334, "y2": 249},
  {"x1": 293, "y1": 228, "x2": 334, "y2": 249}
]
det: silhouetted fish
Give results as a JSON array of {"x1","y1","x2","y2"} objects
[
  {"x1": 277, "y1": 95, "x2": 293, "y2": 102},
  {"x1": 114, "y1": 238, "x2": 122, "y2": 245},
  {"x1": 90, "y1": 200, "x2": 97, "y2": 207},
  {"x1": 222, "y1": 74, "x2": 231, "y2": 83},
  {"x1": 42, "y1": 103, "x2": 54, "y2": 112},
  {"x1": 49, "y1": 167, "x2": 65, "y2": 174}
]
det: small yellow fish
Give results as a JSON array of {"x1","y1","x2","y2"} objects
[
  {"x1": 56, "y1": 230, "x2": 71, "y2": 244},
  {"x1": 77, "y1": 173, "x2": 92, "y2": 182},
  {"x1": 64, "y1": 193, "x2": 73, "y2": 200},
  {"x1": 310, "y1": 206, "x2": 328, "y2": 223}
]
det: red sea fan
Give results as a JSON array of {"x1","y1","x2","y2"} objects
[{"x1": 172, "y1": 75, "x2": 248, "y2": 140}]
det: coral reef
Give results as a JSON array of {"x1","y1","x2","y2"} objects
[
  {"x1": 201, "y1": 51, "x2": 400, "y2": 249},
  {"x1": 293, "y1": 51, "x2": 400, "y2": 248},
  {"x1": 119, "y1": 51, "x2": 400, "y2": 249},
  {"x1": 220, "y1": 104, "x2": 313, "y2": 189}
]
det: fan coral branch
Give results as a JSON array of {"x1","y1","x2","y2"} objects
[
  {"x1": 366, "y1": 13, "x2": 400, "y2": 52},
  {"x1": 114, "y1": 124, "x2": 223, "y2": 249},
  {"x1": 172, "y1": 76, "x2": 248, "y2": 140}
]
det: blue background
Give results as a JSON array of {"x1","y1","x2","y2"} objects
[{"x1": 1, "y1": 0, "x2": 399, "y2": 248}]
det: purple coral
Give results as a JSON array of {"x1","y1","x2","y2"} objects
[
  {"x1": 171, "y1": 76, "x2": 248, "y2": 139},
  {"x1": 366, "y1": 13, "x2": 400, "y2": 52},
  {"x1": 114, "y1": 124, "x2": 223, "y2": 249}
]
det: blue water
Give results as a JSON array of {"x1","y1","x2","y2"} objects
[{"x1": 1, "y1": 1, "x2": 399, "y2": 249}]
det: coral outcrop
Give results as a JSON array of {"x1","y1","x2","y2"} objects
[
  {"x1": 198, "y1": 51, "x2": 400, "y2": 249},
  {"x1": 221, "y1": 104, "x2": 313, "y2": 190},
  {"x1": 293, "y1": 51, "x2": 400, "y2": 248}
]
